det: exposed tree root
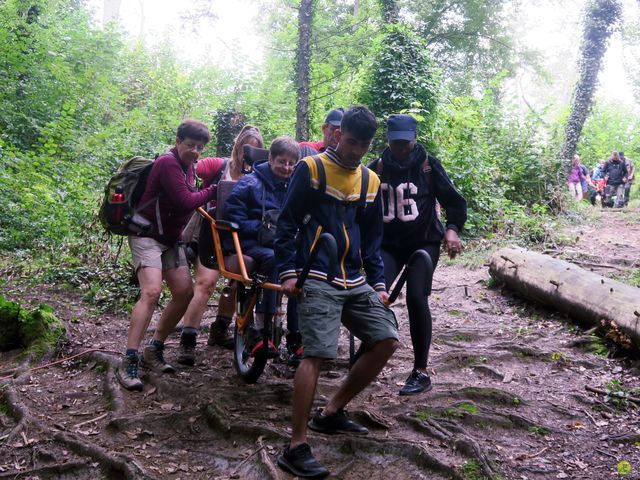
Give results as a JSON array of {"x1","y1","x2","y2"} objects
[
  {"x1": 256, "y1": 436, "x2": 281, "y2": 480},
  {"x1": 470, "y1": 364, "x2": 505, "y2": 380},
  {"x1": 338, "y1": 436, "x2": 466, "y2": 480},
  {"x1": 399, "y1": 412, "x2": 503, "y2": 479},
  {"x1": 1, "y1": 386, "x2": 33, "y2": 446},
  {"x1": 104, "y1": 364, "x2": 125, "y2": 414},
  {"x1": 201, "y1": 404, "x2": 286, "y2": 440},
  {"x1": 2, "y1": 381, "x2": 155, "y2": 480},
  {"x1": 54, "y1": 430, "x2": 154, "y2": 479},
  {"x1": 0, "y1": 461, "x2": 89, "y2": 478},
  {"x1": 607, "y1": 432, "x2": 640, "y2": 444},
  {"x1": 447, "y1": 386, "x2": 521, "y2": 407}
]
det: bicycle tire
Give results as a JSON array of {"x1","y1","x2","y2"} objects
[{"x1": 233, "y1": 323, "x2": 268, "y2": 384}]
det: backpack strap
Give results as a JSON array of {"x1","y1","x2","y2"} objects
[
  {"x1": 358, "y1": 165, "x2": 369, "y2": 209},
  {"x1": 312, "y1": 155, "x2": 326, "y2": 194},
  {"x1": 373, "y1": 158, "x2": 383, "y2": 176}
]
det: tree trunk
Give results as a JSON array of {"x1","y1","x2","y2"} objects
[
  {"x1": 215, "y1": 112, "x2": 246, "y2": 157},
  {"x1": 381, "y1": 0, "x2": 398, "y2": 24},
  {"x1": 295, "y1": 0, "x2": 313, "y2": 142},
  {"x1": 489, "y1": 248, "x2": 640, "y2": 349},
  {"x1": 559, "y1": 0, "x2": 621, "y2": 162}
]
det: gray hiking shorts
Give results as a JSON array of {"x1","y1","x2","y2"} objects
[{"x1": 297, "y1": 279, "x2": 398, "y2": 359}]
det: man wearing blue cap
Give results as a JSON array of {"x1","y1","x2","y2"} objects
[
  {"x1": 369, "y1": 113, "x2": 467, "y2": 395},
  {"x1": 299, "y1": 108, "x2": 344, "y2": 154}
]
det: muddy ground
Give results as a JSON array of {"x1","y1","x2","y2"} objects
[{"x1": 1, "y1": 207, "x2": 639, "y2": 480}]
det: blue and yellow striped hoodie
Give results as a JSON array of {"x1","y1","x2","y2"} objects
[{"x1": 275, "y1": 147, "x2": 386, "y2": 291}]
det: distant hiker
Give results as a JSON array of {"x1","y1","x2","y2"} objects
[
  {"x1": 298, "y1": 108, "x2": 344, "y2": 154},
  {"x1": 276, "y1": 106, "x2": 398, "y2": 479},
  {"x1": 567, "y1": 154, "x2": 586, "y2": 202},
  {"x1": 369, "y1": 114, "x2": 467, "y2": 395},
  {"x1": 620, "y1": 152, "x2": 634, "y2": 207},
  {"x1": 602, "y1": 151, "x2": 628, "y2": 208},
  {"x1": 590, "y1": 160, "x2": 607, "y2": 206},
  {"x1": 176, "y1": 126, "x2": 265, "y2": 365},
  {"x1": 116, "y1": 119, "x2": 216, "y2": 391}
]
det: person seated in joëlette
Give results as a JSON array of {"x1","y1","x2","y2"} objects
[{"x1": 223, "y1": 136, "x2": 301, "y2": 356}]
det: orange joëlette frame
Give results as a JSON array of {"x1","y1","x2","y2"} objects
[{"x1": 196, "y1": 207, "x2": 282, "y2": 331}]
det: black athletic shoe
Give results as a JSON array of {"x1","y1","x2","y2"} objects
[
  {"x1": 399, "y1": 369, "x2": 432, "y2": 396},
  {"x1": 308, "y1": 408, "x2": 368, "y2": 435},
  {"x1": 277, "y1": 443, "x2": 329, "y2": 478}
]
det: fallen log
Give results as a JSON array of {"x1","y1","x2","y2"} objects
[{"x1": 489, "y1": 247, "x2": 640, "y2": 349}]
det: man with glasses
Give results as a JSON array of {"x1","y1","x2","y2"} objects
[
  {"x1": 116, "y1": 119, "x2": 217, "y2": 391},
  {"x1": 299, "y1": 108, "x2": 344, "y2": 154}
]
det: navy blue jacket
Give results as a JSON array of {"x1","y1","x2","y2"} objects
[
  {"x1": 224, "y1": 161, "x2": 289, "y2": 250},
  {"x1": 275, "y1": 148, "x2": 386, "y2": 291}
]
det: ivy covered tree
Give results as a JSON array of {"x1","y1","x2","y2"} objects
[
  {"x1": 357, "y1": 24, "x2": 438, "y2": 149},
  {"x1": 560, "y1": 0, "x2": 622, "y2": 162}
]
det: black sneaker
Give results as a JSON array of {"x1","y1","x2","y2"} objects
[
  {"x1": 308, "y1": 408, "x2": 368, "y2": 435},
  {"x1": 277, "y1": 443, "x2": 329, "y2": 478},
  {"x1": 177, "y1": 330, "x2": 197, "y2": 366},
  {"x1": 399, "y1": 369, "x2": 432, "y2": 396}
]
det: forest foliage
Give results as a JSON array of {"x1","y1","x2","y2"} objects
[{"x1": 0, "y1": 0, "x2": 638, "y2": 259}]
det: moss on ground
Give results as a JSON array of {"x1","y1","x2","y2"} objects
[{"x1": 0, "y1": 295, "x2": 65, "y2": 353}]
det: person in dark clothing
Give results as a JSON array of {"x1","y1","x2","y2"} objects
[
  {"x1": 602, "y1": 151, "x2": 628, "y2": 208},
  {"x1": 369, "y1": 114, "x2": 467, "y2": 396},
  {"x1": 117, "y1": 119, "x2": 216, "y2": 391},
  {"x1": 620, "y1": 152, "x2": 635, "y2": 206},
  {"x1": 224, "y1": 136, "x2": 300, "y2": 353}
]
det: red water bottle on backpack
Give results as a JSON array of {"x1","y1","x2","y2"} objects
[{"x1": 110, "y1": 185, "x2": 126, "y2": 225}]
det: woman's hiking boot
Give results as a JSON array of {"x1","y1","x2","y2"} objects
[
  {"x1": 207, "y1": 315, "x2": 234, "y2": 349},
  {"x1": 177, "y1": 329, "x2": 198, "y2": 366},
  {"x1": 116, "y1": 354, "x2": 143, "y2": 391},
  {"x1": 141, "y1": 341, "x2": 175, "y2": 374}
]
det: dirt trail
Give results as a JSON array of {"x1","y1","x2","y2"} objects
[{"x1": 1, "y1": 208, "x2": 639, "y2": 480}]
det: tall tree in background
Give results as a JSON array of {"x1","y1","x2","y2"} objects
[
  {"x1": 295, "y1": 0, "x2": 314, "y2": 140},
  {"x1": 381, "y1": 0, "x2": 399, "y2": 23},
  {"x1": 403, "y1": 0, "x2": 520, "y2": 95},
  {"x1": 560, "y1": 0, "x2": 621, "y2": 162}
]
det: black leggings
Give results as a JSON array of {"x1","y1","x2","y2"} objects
[{"x1": 382, "y1": 244, "x2": 440, "y2": 370}]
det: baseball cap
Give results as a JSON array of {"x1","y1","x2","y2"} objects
[
  {"x1": 324, "y1": 108, "x2": 344, "y2": 127},
  {"x1": 387, "y1": 114, "x2": 417, "y2": 141}
]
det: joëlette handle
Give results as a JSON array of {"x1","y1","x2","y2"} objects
[
  {"x1": 295, "y1": 232, "x2": 337, "y2": 291},
  {"x1": 386, "y1": 249, "x2": 434, "y2": 305}
]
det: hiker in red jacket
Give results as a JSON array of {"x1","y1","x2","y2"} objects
[{"x1": 116, "y1": 119, "x2": 216, "y2": 391}]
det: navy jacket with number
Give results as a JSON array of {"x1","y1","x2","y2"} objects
[{"x1": 368, "y1": 144, "x2": 467, "y2": 251}]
